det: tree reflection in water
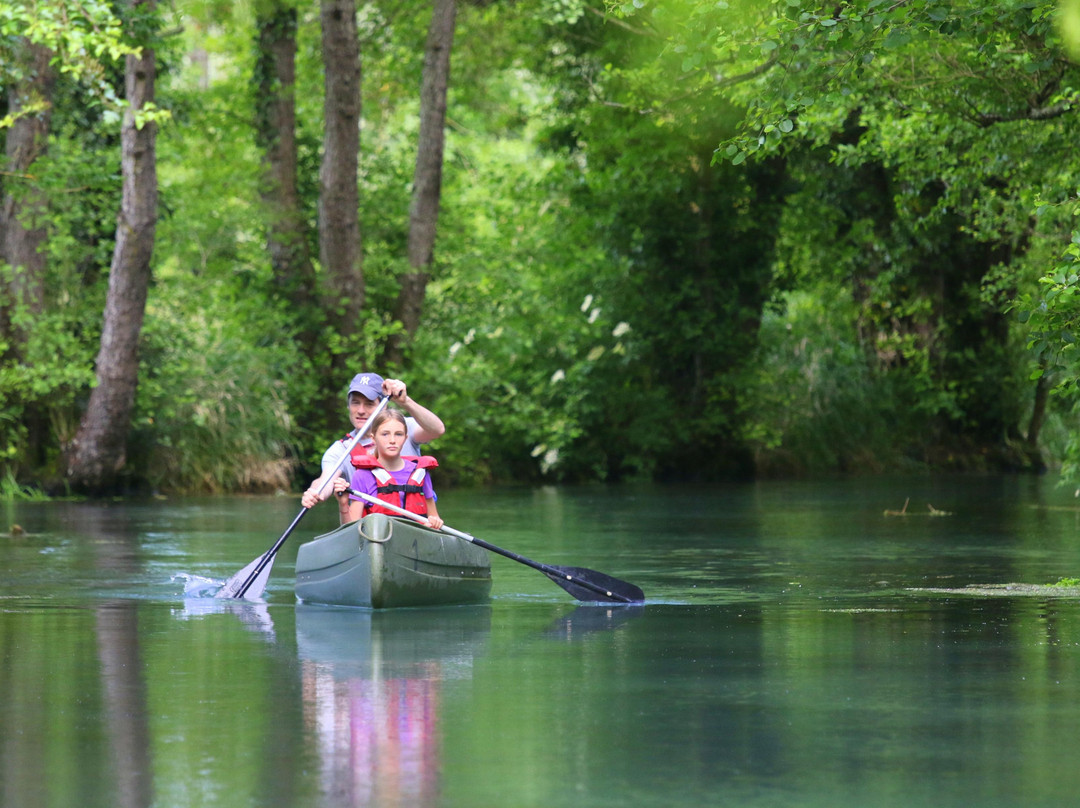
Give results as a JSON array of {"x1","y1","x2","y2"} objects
[{"x1": 88, "y1": 504, "x2": 152, "y2": 808}]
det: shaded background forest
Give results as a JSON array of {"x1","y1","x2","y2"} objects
[{"x1": 4, "y1": 0, "x2": 1080, "y2": 496}]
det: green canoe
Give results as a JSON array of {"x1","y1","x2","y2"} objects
[{"x1": 294, "y1": 513, "x2": 493, "y2": 608}]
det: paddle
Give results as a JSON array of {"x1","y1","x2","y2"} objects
[
  {"x1": 216, "y1": 393, "x2": 392, "y2": 600},
  {"x1": 348, "y1": 489, "x2": 645, "y2": 604}
]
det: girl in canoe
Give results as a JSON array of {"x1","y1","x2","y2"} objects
[{"x1": 343, "y1": 409, "x2": 444, "y2": 529}]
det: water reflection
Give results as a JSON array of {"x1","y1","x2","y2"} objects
[
  {"x1": 95, "y1": 601, "x2": 153, "y2": 808},
  {"x1": 296, "y1": 606, "x2": 491, "y2": 807},
  {"x1": 543, "y1": 604, "x2": 645, "y2": 640},
  {"x1": 173, "y1": 574, "x2": 278, "y2": 640},
  {"x1": 0, "y1": 503, "x2": 157, "y2": 808},
  {"x1": 86, "y1": 503, "x2": 153, "y2": 808}
]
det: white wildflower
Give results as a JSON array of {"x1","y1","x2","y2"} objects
[
  {"x1": 580, "y1": 294, "x2": 593, "y2": 312},
  {"x1": 541, "y1": 448, "x2": 560, "y2": 474},
  {"x1": 588, "y1": 307, "x2": 600, "y2": 323},
  {"x1": 449, "y1": 342, "x2": 462, "y2": 358},
  {"x1": 550, "y1": 369, "x2": 565, "y2": 384},
  {"x1": 612, "y1": 321, "x2": 631, "y2": 337}
]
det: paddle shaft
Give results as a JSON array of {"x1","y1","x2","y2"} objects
[
  {"x1": 348, "y1": 489, "x2": 642, "y2": 603},
  {"x1": 231, "y1": 394, "x2": 391, "y2": 598}
]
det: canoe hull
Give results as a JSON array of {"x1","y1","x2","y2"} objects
[{"x1": 294, "y1": 514, "x2": 492, "y2": 608}]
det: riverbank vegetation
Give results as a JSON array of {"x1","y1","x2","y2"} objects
[{"x1": 3, "y1": 0, "x2": 1080, "y2": 496}]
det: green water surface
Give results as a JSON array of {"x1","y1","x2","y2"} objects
[{"x1": 3, "y1": 475, "x2": 1080, "y2": 807}]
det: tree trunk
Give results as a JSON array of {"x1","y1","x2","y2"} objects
[
  {"x1": 254, "y1": 1, "x2": 317, "y2": 332},
  {"x1": 0, "y1": 39, "x2": 54, "y2": 359},
  {"x1": 1028, "y1": 371, "x2": 1045, "y2": 453},
  {"x1": 66, "y1": 1, "x2": 158, "y2": 494},
  {"x1": 384, "y1": 0, "x2": 456, "y2": 369},
  {"x1": 319, "y1": 0, "x2": 364, "y2": 366}
]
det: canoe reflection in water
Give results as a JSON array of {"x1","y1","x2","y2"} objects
[{"x1": 296, "y1": 605, "x2": 491, "y2": 806}]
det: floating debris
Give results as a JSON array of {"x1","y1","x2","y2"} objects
[
  {"x1": 883, "y1": 498, "x2": 909, "y2": 517},
  {"x1": 911, "y1": 583, "x2": 1080, "y2": 597},
  {"x1": 884, "y1": 498, "x2": 952, "y2": 517}
]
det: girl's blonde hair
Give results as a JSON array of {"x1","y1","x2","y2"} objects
[{"x1": 369, "y1": 408, "x2": 407, "y2": 439}]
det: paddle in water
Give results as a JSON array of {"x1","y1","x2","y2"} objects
[
  {"x1": 348, "y1": 490, "x2": 645, "y2": 604},
  {"x1": 216, "y1": 394, "x2": 392, "y2": 600}
]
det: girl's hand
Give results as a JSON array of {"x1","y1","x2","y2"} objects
[
  {"x1": 427, "y1": 515, "x2": 444, "y2": 530},
  {"x1": 331, "y1": 476, "x2": 350, "y2": 495}
]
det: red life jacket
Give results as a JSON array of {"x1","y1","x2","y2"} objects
[
  {"x1": 346, "y1": 436, "x2": 374, "y2": 468},
  {"x1": 353, "y1": 454, "x2": 438, "y2": 517}
]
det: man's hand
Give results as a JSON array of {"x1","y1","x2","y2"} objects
[{"x1": 382, "y1": 378, "x2": 408, "y2": 402}]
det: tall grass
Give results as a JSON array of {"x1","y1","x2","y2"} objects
[
  {"x1": 0, "y1": 470, "x2": 50, "y2": 502},
  {"x1": 136, "y1": 301, "x2": 301, "y2": 495}
]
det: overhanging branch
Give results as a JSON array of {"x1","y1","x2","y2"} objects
[{"x1": 972, "y1": 96, "x2": 1079, "y2": 127}]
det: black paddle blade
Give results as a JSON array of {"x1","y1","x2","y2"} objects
[{"x1": 543, "y1": 565, "x2": 645, "y2": 604}]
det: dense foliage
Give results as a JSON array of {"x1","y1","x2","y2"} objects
[{"x1": 2, "y1": 0, "x2": 1080, "y2": 496}]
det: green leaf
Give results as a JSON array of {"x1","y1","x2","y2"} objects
[{"x1": 883, "y1": 30, "x2": 911, "y2": 48}]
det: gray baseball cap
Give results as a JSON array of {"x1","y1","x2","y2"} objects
[{"x1": 347, "y1": 373, "x2": 383, "y2": 400}]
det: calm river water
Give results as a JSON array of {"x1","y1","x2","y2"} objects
[{"x1": 3, "y1": 475, "x2": 1080, "y2": 808}]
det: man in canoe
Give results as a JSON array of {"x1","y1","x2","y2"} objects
[{"x1": 301, "y1": 372, "x2": 445, "y2": 523}]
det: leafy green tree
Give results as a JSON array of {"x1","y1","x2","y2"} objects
[
  {"x1": 0, "y1": 0, "x2": 138, "y2": 122},
  {"x1": 318, "y1": 0, "x2": 364, "y2": 385},
  {"x1": 602, "y1": 0, "x2": 1080, "y2": 471},
  {"x1": 253, "y1": 0, "x2": 319, "y2": 338},
  {"x1": 2, "y1": 38, "x2": 53, "y2": 357},
  {"x1": 384, "y1": 0, "x2": 457, "y2": 371},
  {"x1": 141, "y1": 14, "x2": 304, "y2": 492},
  {"x1": 475, "y1": 2, "x2": 792, "y2": 479},
  {"x1": 67, "y1": 0, "x2": 162, "y2": 494},
  {"x1": 1, "y1": 1, "x2": 146, "y2": 490},
  {"x1": 16, "y1": 0, "x2": 1080, "y2": 494}
]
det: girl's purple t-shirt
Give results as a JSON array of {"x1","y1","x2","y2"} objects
[{"x1": 349, "y1": 459, "x2": 436, "y2": 509}]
